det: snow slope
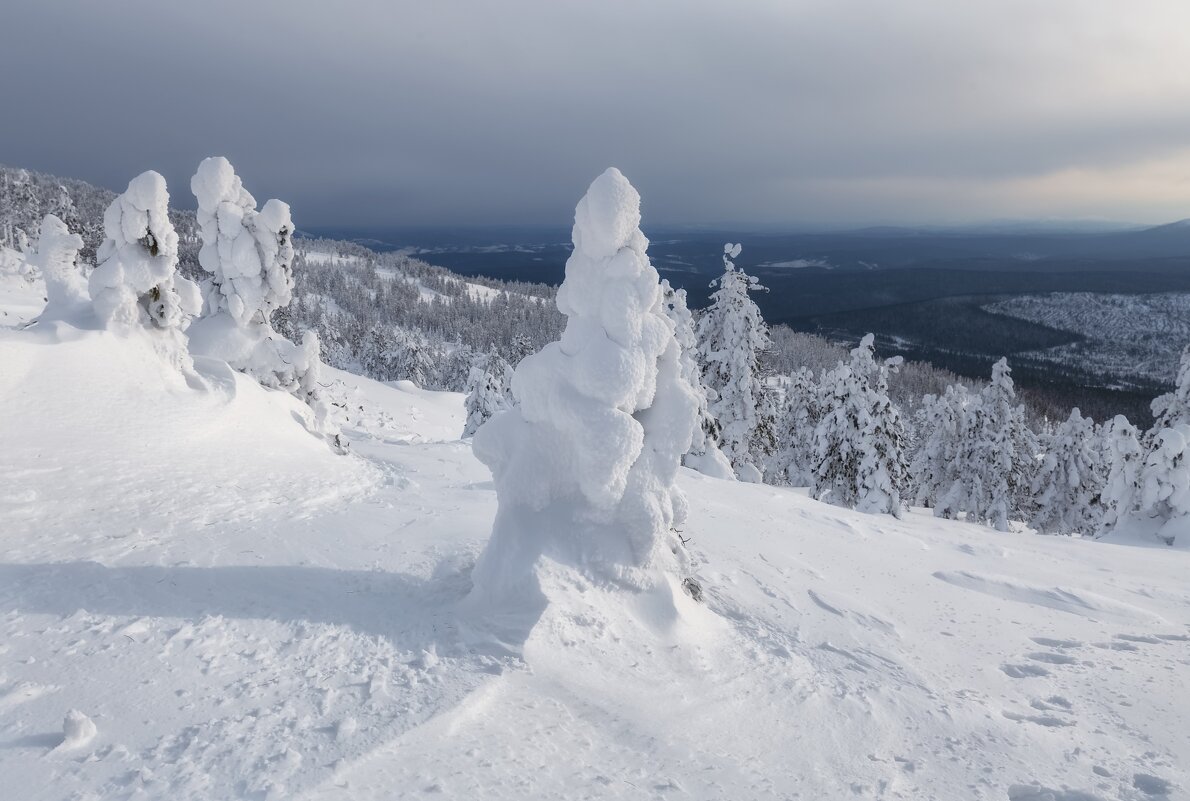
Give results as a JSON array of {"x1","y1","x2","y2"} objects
[{"x1": 2, "y1": 282, "x2": 1189, "y2": 800}]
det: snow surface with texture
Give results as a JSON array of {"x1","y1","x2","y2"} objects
[{"x1": 2, "y1": 274, "x2": 1189, "y2": 801}]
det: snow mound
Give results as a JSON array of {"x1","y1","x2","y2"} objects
[{"x1": 54, "y1": 710, "x2": 96, "y2": 751}]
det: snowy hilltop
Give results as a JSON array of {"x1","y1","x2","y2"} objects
[{"x1": 1, "y1": 165, "x2": 1189, "y2": 801}]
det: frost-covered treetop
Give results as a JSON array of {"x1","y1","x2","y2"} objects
[{"x1": 191, "y1": 157, "x2": 294, "y2": 325}]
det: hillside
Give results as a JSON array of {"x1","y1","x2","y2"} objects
[{"x1": 2, "y1": 257, "x2": 1188, "y2": 801}]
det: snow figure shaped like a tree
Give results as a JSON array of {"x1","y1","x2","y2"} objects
[
  {"x1": 811, "y1": 334, "x2": 908, "y2": 516},
  {"x1": 463, "y1": 348, "x2": 514, "y2": 438},
  {"x1": 191, "y1": 157, "x2": 294, "y2": 325},
  {"x1": 1029, "y1": 408, "x2": 1105, "y2": 536},
  {"x1": 696, "y1": 243, "x2": 773, "y2": 482},
  {"x1": 29, "y1": 214, "x2": 88, "y2": 323},
  {"x1": 471, "y1": 168, "x2": 700, "y2": 602},
  {"x1": 660, "y1": 279, "x2": 734, "y2": 479},
  {"x1": 89, "y1": 171, "x2": 201, "y2": 330},
  {"x1": 1100, "y1": 414, "x2": 1143, "y2": 533}
]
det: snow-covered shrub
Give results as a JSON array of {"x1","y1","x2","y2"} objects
[
  {"x1": 768, "y1": 367, "x2": 820, "y2": 486},
  {"x1": 811, "y1": 334, "x2": 908, "y2": 516},
  {"x1": 29, "y1": 214, "x2": 88, "y2": 323},
  {"x1": 696, "y1": 243, "x2": 773, "y2": 481},
  {"x1": 88, "y1": 171, "x2": 200, "y2": 330},
  {"x1": 1099, "y1": 414, "x2": 1143, "y2": 533},
  {"x1": 470, "y1": 168, "x2": 699, "y2": 601},
  {"x1": 463, "y1": 348, "x2": 513, "y2": 437},
  {"x1": 661, "y1": 279, "x2": 733, "y2": 479},
  {"x1": 1029, "y1": 408, "x2": 1104, "y2": 536}
]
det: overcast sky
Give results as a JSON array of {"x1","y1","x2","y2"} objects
[{"x1": 4, "y1": 1, "x2": 1190, "y2": 229}]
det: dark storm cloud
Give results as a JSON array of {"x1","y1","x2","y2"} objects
[{"x1": 3, "y1": 1, "x2": 1189, "y2": 228}]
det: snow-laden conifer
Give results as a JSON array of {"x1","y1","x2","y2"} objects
[
  {"x1": 661, "y1": 279, "x2": 733, "y2": 479},
  {"x1": 696, "y1": 243, "x2": 772, "y2": 481},
  {"x1": 1099, "y1": 414, "x2": 1143, "y2": 533},
  {"x1": 812, "y1": 334, "x2": 908, "y2": 516},
  {"x1": 910, "y1": 384, "x2": 970, "y2": 515},
  {"x1": 89, "y1": 171, "x2": 200, "y2": 330},
  {"x1": 768, "y1": 367, "x2": 819, "y2": 486},
  {"x1": 463, "y1": 348, "x2": 513, "y2": 438},
  {"x1": 965, "y1": 359, "x2": 1038, "y2": 531},
  {"x1": 29, "y1": 214, "x2": 88, "y2": 323},
  {"x1": 1131, "y1": 424, "x2": 1190, "y2": 545},
  {"x1": 471, "y1": 168, "x2": 699, "y2": 600},
  {"x1": 1029, "y1": 408, "x2": 1104, "y2": 536}
]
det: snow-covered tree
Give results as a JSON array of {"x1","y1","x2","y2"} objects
[
  {"x1": 188, "y1": 157, "x2": 338, "y2": 445},
  {"x1": 768, "y1": 367, "x2": 819, "y2": 486},
  {"x1": 970, "y1": 359, "x2": 1038, "y2": 531},
  {"x1": 28, "y1": 214, "x2": 88, "y2": 323},
  {"x1": 660, "y1": 279, "x2": 733, "y2": 479},
  {"x1": 470, "y1": 168, "x2": 700, "y2": 601},
  {"x1": 1149, "y1": 345, "x2": 1190, "y2": 440},
  {"x1": 910, "y1": 384, "x2": 970, "y2": 515},
  {"x1": 191, "y1": 156, "x2": 294, "y2": 325},
  {"x1": 697, "y1": 243, "x2": 773, "y2": 481},
  {"x1": 463, "y1": 348, "x2": 513, "y2": 437},
  {"x1": 88, "y1": 171, "x2": 201, "y2": 330},
  {"x1": 812, "y1": 335, "x2": 908, "y2": 516},
  {"x1": 1099, "y1": 414, "x2": 1143, "y2": 533},
  {"x1": 1131, "y1": 424, "x2": 1190, "y2": 546},
  {"x1": 1029, "y1": 408, "x2": 1104, "y2": 536}
]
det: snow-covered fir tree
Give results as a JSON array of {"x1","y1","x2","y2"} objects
[
  {"x1": 88, "y1": 171, "x2": 201, "y2": 331},
  {"x1": 696, "y1": 242, "x2": 773, "y2": 482},
  {"x1": 28, "y1": 214, "x2": 88, "y2": 323},
  {"x1": 768, "y1": 367, "x2": 819, "y2": 486},
  {"x1": 188, "y1": 158, "x2": 339, "y2": 445},
  {"x1": 470, "y1": 168, "x2": 699, "y2": 600},
  {"x1": 1029, "y1": 407, "x2": 1104, "y2": 536},
  {"x1": 660, "y1": 279, "x2": 733, "y2": 479},
  {"x1": 191, "y1": 156, "x2": 294, "y2": 324},
  {"x1": 1131, "y1": 424, "x2": 1190, "y2": 546},
  {"x1": 910, "y1": 384, "x2": 971, "y2": 515},
  {"x1": 463, "y1": 348, "x2": 513, "y2": 438},
  {"x1": 1148, "y1": 345, "x2": 1190, "y2": 440},
  {"x1": 1099, "y1": 414, "x2": 1143, "y2": 533},
  {"x1": 812, "y1": 334, "x2": 908, "y2": 516},
  {"x1": 970, "y1": 359, "x2": 1038, "y2": 531}
]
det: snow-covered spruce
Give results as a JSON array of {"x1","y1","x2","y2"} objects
[
  {"x1": 28, "y1": 214, "x2": 88, "y2": 323},
  {"x1": 910, "y1": 384, "x2": 971, "y2": 516},
  {"x1": 462, "y1": 347, "x2": 514, "y2": 438},
  {"x1": 811, "y1": 334, "x2": 908, "y2": 516},
  {"x1": 188, "y1": 158, "x2": 339, "y2": 444},
  {"x1": 191, "y1": 156, "x2": 294, "y2": 325},
  {"x1": 660, "y1": 279, "x2": 733, "y2": 479},
  {"x1": 696, "y1": 243, "x2": 774, "y2": 482},
  {"x1": 768, "y1": 366, "x2": 820, "y2": 487},
  {"x1": 1148, "y1": 344, "x2": 1190, "y2": 440},
  {"x1": 1029, "y1": 407, "x2": 1104, "y2": 536},
  {"x1": 1099, "y1": 414, "x2": 1143, "y2": 533},
  {"x1": 88, "y1": 171, "x2": 201, "y2": 331},
  {"x1": 1127, "y1": 423, "x2": 1190, "y2": 546},
  {"x1": 470, "y1": 168, "x2": 699, "y2": 601}
]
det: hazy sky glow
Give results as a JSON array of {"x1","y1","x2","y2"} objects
[{"x1": 4, "y1": 1, "x2": 1190, "y2": 228}]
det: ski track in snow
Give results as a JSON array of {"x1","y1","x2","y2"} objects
[{"x1": 2, "y1": 281, "x2": 1190, "y2": 799}]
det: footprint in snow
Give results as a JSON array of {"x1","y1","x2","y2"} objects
[
  {"x1": 1001, "y1": 663, "x2": 1050, "y2": 678},
  {"x1": 1026, "y1": 651, "x2": 1081, "y2": 665},
  {"x1": 1030, "y1": 637, "x2": 1082, "y2": 649}
]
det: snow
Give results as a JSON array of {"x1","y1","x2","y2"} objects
[{"x1": 2, "y1": 274, "x2": 1190, "y2": 801}]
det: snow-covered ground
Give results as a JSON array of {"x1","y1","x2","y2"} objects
[{"x1": 2, "y1": 278, "x2": 1188, "y2": 801}]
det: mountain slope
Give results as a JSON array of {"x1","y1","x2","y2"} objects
[{"x1": 2, "y1": 277, "x2": 1188, "y2": 800}]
